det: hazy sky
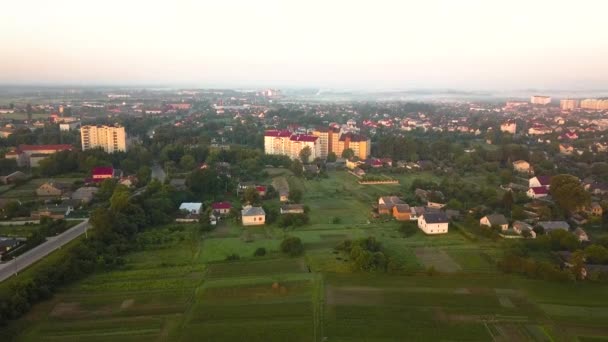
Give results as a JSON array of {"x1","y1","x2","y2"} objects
[{"x1": 1, "y1": 0, "x2": 607, "y2": 89}]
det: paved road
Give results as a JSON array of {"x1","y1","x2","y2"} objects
[{"x1": 0, "y1": 219, "x2": 90, "y2": 283}]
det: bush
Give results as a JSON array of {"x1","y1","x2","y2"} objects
[
  {"x1": 280, "y1": 237, "x2": 304, "y2": 256},
  {"x1": 332, "y1": 217, "x2": 341, "y2": 224},
  {"x1": 400, "y1": 222, "x2": 418, "y2": 237},
  {"x1": 254, "y1": 247, "x2": 267, "y2": 257},
  {"x1": 225, "y1": 253, "x2": 240, "y2": 261}
]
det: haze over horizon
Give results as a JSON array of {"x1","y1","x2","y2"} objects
[{"x1": 1, "y1": 0, "x2": 607, "y2": 90}]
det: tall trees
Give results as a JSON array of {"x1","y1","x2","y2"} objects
[
  {"x1": 299, "y1": 146, "x2": 312, "y2": 164},
  {"x1": 550, "y1": 174, "x2": 590, "y2": 213}
]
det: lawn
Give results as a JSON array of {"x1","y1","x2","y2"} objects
[{"x1": 7, "y1": 170, "x2": 608, "y2": 341}]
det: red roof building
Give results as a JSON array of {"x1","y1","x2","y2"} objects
[
  {"x1": 289, "y1": 134, "x2": 318, "y2": 142},
  {"x1": 264, "y1": 130, "x2": 292, "y2": 137},
  {"x1": 92, "y1": 167, "x2": 118, "y2": 180}
]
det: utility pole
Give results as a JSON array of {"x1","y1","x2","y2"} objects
[{"x1": 13, "y1": 256, "x2": 18, "y2": 276}]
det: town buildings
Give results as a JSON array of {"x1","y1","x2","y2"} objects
[
  {"x1": 80, "y1": 124, "x2": 127, "y2": 153},
  {"x1": 560, "y1": 99, "x2": 579, "y2": 110},
  {"x1": 264, "y1": 127, "x2": 371, "y2": 161},
  {"x1": 530, "y1": 95, "x2": 551, "y2": 105},
  {"x1": 580, "y1": 99, "x2": 608, "y2": 111}
]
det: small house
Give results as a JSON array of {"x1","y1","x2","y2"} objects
[
  {"x1": 71, "y1": 187, "x2": 98, "y2": 204},
  {"x1": 529, "y1": 176, "x2": 551, "y2": 189},
  {"x1": 31, "y1": 204, "x2": 73, "y2": 219},
  {"x1": 211, "y1": 202, "x2": 232, "y2": 215},
  {"x1": 480, "y1": 214, "x2": 509, "y2": 231},
  {"x1": 179, "y1": 202, "x2": 202, "y2": 215},
  {"x1": 527, "y1": 186, "x2": 549, "y2": 199},
  {"x1": 378, "y1": 196, "x2": 404, "y2": 215},
  {"x1": 574, "y1": 227, "x2": 589, "y2": 242},
  {"x1": 241, "y1": 205, "x2": 265, "y2": 226},
  {"x1": 537, "y1": 221, "x2": 570, "y2": 233},
  {"x1": 36, "y1": 182, "x2": 70, "y2": 197},
  {"x1": 418, "y1": 212, "x2": 449, "y2": 235},
  {"x1": 512, "y1": 160, "x2": 531, "y2": 173},
  {"x1": 392, "y1": 204, "x2": 411, "y2": 221},
  {"x1": 280, "y1": 204, "x2": 305, "y2": 215}
]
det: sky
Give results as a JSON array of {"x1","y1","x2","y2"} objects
[{"x1": 1, "y1": 0, "x2": 607, "y2": 90}]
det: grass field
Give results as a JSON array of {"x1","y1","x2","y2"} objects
[
  {"x1": 1, "y1": 177, "x2": 82, "y2": 200},
  {"x1": 7, "y1": 170, "x2": 608, "y2": 341}
]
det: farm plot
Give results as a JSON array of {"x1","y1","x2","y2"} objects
[
  {"x1": 181, "y1": 278, "x2": 315, "y2": 341},
  {"x1": 415, "y1": 247, "x2": 462, "y2": 273}
]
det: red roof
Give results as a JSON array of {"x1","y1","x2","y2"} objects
[
  {"x1": 265, "y1": 130, "x2": 291, "y2": 137},
  {"x1": 18, "y1": 144, "x2": 72, "y2": 152},
  {"x1": 530, "y1": 187, "x2": 549, "y2": 195},
  {"x1": 92, "y1": 167, "x2": 114, "y2": 176},
  {"x1": 212, "y1": 202, "x2": 232, "y2": 210},
  {"x1": 290, "y1": 134, "x2": 318, "y2": 142},
  {"x1": 256, "y1": 186, "x2": 266, "y2": 192}
]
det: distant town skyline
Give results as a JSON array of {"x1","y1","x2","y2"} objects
[{"x1": 1, "y1": 0, "x2": 607, "y2": 90}]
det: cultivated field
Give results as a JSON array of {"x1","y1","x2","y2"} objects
[{"x1": 7, "y1": 170, "x2": 608, "y2": 341}]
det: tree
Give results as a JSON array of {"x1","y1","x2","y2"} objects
[
  {"x1": 244, "y1": 186, "x2": 260, "y2": 204},
  {"x1": 341, "y1": 148, "x2": 355, "y2": 159},
  {"x1": 254, "y1": 247, "x2": 267, "y2": 257},
  {"x1": 280, "y1": 237, "x2": 304, "y2": 256},
  {"x1": 326, "y1": 152, "x2": 337, "y2": 162},
  {"x1": 289, "y1": 188, "x2": 303, "y2": 203},
  {"x1": 136, "y1": 166, "x2": 152, "y2": 186},
  {"x1": 550, "y1": 174, "x2": 590, "y2": 213},
  {"x1": 299, "y1": 146, "x2": 312, "y2": 164},
  {"x1": 291, "y1": 159, "x2": 303, "y2": 177},
  {"x1": 503, "y1": 191, "x2": 514, "y2": 213},
  {"x1": 26, "y1": 103, "x2": 32, "y2": 121},
  {"x1": 179, "y1": 154, "x2": 196, "y2": 170}
]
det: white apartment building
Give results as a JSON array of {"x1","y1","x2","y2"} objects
[{"x1": 80, "y1": 124, "x2": 127, "y2": 153}]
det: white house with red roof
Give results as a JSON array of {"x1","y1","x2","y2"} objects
[
  {"x1": 212, "y1": 202, "x2": 232, "y2": 215},
  {"x1": 529, "y1": 176, "x2": 551, "y2": 189}
]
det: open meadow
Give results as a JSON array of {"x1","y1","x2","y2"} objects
[{"x1": 6, "y1": 170, "x2": 608, "y2": 341}]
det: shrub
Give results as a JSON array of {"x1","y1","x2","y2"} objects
[
  {"x1": 254, "y1": 247, "x2": 267, "y2": 257},
  {"x1": 332, "y1": 217, "x2": 341, "y2": 224},
  {"x1": 280, "y1": 237, "x2": 304, "y2": 256},
  {"x1": 400, "y1": 222, "x2": 418, "y2": 237},
  {"x1": 225, "y1": 253, "x2": 240, "y2": 261}
]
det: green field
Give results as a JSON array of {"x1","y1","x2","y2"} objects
[
  {"x1": 6, "y1": 170, "x2": 608, "y2": 341},
  {"x1": 0, "y1": 177, "x2": 82, "y2": 200}
]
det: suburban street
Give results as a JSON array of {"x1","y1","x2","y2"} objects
[{"x1": 0, "y1": 219, "x2": 90, "y2": 283}]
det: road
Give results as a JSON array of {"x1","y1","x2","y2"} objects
[{"x1": 0, "y1": 219, "x2": 89, "y2": 283}]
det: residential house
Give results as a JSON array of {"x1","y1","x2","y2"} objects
[
  {"x1": 179, "y1": 202, "x2": 203, "y2": 215},
  {"x1": 211, "y1": 202, "x2": 232, "y2": 215},
  {"x1": 378, "y1": 196, "x2": 404, "y2": 215},
  {"x1": 0, "y1": 171, "x2": 27, "y2": 184},
  {"x1": 529, "y1": 176, "x2": 551, "y2": 189},
  {"x1": 280, "y1": 204, "x2": 305, "y2": 214},
  {"x1": 586, "y1": 182, "x2": 608, "y2": 196},
  {"x1": 90, "y1": 166, "x2": 122, "y2": 183},
  {"x1": 574, "y1": 227, "x2": 589, "y2": 242},
  {"x1": 176, "y1": 202, "x2": 203, "y2": 223},
  {"x1": 241, "y1": 206, "x2": 266, "y2": 226},
  {"x1": 71, "y1": 187, "x2": 98, "y2": 204},
  {"x1": 513, "y1": 221, "x2": 536, "y2": 238},
  {"x1": 418, "y1": 212, "x2": 449, "y2": 235},
  {"x1": 480, "y1": 214, "x2": 509, "y2": 231},
  {"x1": 527, "y1": 187, "x2": 549, "y2": 199},
  {"x1": 392, "y1": 204, "x2": 411, "y2": 221},
  {"x1": 36, "y1": 182, "x2": 70, "y2": 197},
  {"x1": 31, "y1": 204, "x2": 73, "y2": 219},
  {"x1": 119, "y1": 176, "x2": 137, "y2": 188},
  {"x1": 279, "y1": 190, "x2": 289, "y2": 202},
  {"x1": 537, "y1": 221, "x2": 570, "y2": 233},
  {"x1": 559, "y1": 143, "x2": 574, "y2": 155},
  {"x1": 512, "y1": 160, "x2": 532, "y2": 174},
  {"x1": 586, "y1": 202, "x2": 603, "y2": 216}
]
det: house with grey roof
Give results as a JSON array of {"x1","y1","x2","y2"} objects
[{"x1": 241, "y1": 205, "x2": 265, "y2": 226}]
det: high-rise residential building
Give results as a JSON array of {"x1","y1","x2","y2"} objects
[
  {"x1": 500, "y1": 121, "x2": 517, "y2": 134},
  {"x1": 334, "y1": 132, "x2": 371, "y2": 160},
  {"x1": 264, "y1": 130, "x2": 319, "y2": 160},
  {"x1": 80, "y1": 124, "x2": 127, "y2": 153},
  {"x1": 560, "y1": 99, "x2": 579, "y2": 110},
  {"x1": 312, "y1": 128, "x2": 331, "y2": 158},
  {"x1": 580, "y1": 99, "x2": 608, "y2": 111},
  {"x1": 530, "y1": 95, "x2": 551, "y2": 105}
]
